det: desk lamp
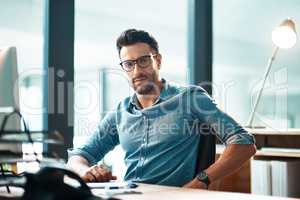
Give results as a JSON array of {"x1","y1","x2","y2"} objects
[{"x1": 247, "y1": 18, "x2": 297, "y2": 128}]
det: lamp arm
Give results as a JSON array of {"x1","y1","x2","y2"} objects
[{"x1": 247, "y1": 46, "x2": 279, "y2": 127}]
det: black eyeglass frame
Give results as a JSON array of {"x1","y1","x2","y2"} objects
[{"x1": 119, "y1": 54, "x2": 158, "y2": 72}]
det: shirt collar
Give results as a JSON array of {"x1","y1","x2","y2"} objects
[{"x1": 129, "y1": 78, "x2": 170, "y2": 108}]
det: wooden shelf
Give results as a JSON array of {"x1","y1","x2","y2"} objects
[
  {"x1": 215, "y1": 129, "x2": 300, "y2": 194},
  {"x1": 246, "y1": 128, "x2": 300, "y2": 136},
  {"x1": 216, "y1": 145, "x2": 300, "y2": 158},
  {"x1": 255, "y1": 150, "x2": 300, "y2": 158}
]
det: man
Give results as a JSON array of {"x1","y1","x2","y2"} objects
[{"x1": 67, "y1": 29, "x2": 256, "y2": 189}]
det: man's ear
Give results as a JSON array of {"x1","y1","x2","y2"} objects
[{"x1": 156, "y1": 54, "x2": 162, "y2": 69}]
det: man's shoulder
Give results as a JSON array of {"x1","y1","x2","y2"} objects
[
  {"x1": 167, "y1": 81, "x2": 208, "y2": 96},
  {"x1": 113, "y1": 81, "x2": 210, "y2": 108},
  {"x1": 115, "y1": 96, "x2": 131, "y2": 110}
]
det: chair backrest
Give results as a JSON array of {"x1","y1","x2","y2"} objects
[{"x1": 194, "y1": 134, "x2": 216, "y2": 176}]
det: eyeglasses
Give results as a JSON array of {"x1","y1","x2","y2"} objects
[{"x1": 120, "y1": 54, "x2": 157, "y2": 72}]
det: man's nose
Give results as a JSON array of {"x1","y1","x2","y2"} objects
[{"x1": 132, "y1": 62, "x2": 143, "y2": 74}]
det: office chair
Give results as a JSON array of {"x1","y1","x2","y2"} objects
[{"x1": 194, "y1": 132, "x2": 216, "y2": 175}]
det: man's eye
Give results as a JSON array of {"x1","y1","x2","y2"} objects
[
  {"x1": 124, "y1": 61, "x2": 134, "y2": 67},
  {"x1": 139, "y1": 56, "x2": 150, "y2": 64},
  {"x1": 139, "y1": 58, "x2": 147, "y2": 63}
]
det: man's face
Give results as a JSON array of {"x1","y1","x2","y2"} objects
[{"x1": 120, "y1": 42, "x2": 162, "y2": 95}]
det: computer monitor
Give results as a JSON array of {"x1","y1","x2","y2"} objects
[
  {"x1": 0, "y1": 46, "x2": 19, "y2": 109},
  {"x1": 0, "y1": 46, "x2": 21, "y2": 153}
]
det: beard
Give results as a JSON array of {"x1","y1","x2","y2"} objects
[
  {"x1": 132, "y1": 72, "x2": 160, "y2": 95},
  {"x1": 135, "y1": 81, "x2": 156, "y2": 95}
]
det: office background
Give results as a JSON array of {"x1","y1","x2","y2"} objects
[{"x1": 0, "y1": 0, "x2": 299, "y2": 178}]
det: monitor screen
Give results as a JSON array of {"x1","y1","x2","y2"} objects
[{"x1": 0, "y1": 47, "x2": 21, "y2": 153}]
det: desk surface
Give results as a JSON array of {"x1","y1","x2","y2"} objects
[
  {"x1": 91, "y1": 183, "x2": 298, "y2": 200},
  {"x1": 1, "y1": 183, "x2": 298, "y2": 200}
]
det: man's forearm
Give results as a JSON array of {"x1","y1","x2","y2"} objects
[
  {"x1": 66, "y1": 155, "x2": 91, "y2": 176},
  {"x1": 67, "y1": 156, "x2": 117, "y2": 182},
  {"x1": 205, "y1": 144, "x2": 256, "y2": 183}
]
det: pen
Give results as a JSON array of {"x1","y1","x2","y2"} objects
[
  {"x1": 106, "y1": 182, "x2": 138, "y2": 190},
  {"x1": 87, "y1": 181, "x2": 138, "y2": 189}
]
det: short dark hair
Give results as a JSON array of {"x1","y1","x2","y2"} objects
[{"x1": 116, "y1": 29, "x2": 159, "y2": 56}]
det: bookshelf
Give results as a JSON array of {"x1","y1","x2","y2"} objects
[{"x1": 214, "y1": 129, "x2": 300, "y2": 194}]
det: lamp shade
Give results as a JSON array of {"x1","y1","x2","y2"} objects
[{"x1": 272, "y1": 18, "x2": 297, "y2": 49}]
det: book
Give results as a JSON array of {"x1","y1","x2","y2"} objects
[
  {"x1": 271, "y1": 160, "x2": 300, "y2": 198},
  {"x1": 251, "y1": 159, "x2": 272, "y2": 195}
]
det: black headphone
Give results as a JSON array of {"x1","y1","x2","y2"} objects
[{"x1": 22, "y1": 166, "x2": 111, "y2": 200}]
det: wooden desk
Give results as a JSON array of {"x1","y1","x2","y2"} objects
[
  {"x1": 91, "y1": 183, "x2": 298, "y2": 200},
  {"x1": 1, "y1": 183, "x2": 299, "y2": 200}
]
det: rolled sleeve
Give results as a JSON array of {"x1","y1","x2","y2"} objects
[
  {"x1": 68, "y1": 148, "x2": 99, "y2": 165},
  {"x1": 225, "y1": 131, "x2": 255, "y2": 145},
  {"x1": 68, "y1": 111, "x2": 120, "y2": 165},
  {"x1": 189, "y1": 87, "x2": 255, "y2": 145}
]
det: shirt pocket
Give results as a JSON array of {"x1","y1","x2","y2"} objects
[{"x1": 150, "y1": 110, "x2": 195, "y2": 144}]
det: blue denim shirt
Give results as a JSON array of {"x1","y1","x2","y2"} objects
[{"x1": 69, "y1": 79, "x2": 255, "y2": 186}]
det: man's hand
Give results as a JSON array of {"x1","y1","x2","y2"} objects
[
  {"x1": 183, "y1": 178, "x2": 207, "y2": 189},
  {"x1": 81, "y1": 165, "x2": 117, "y2": 182}
]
